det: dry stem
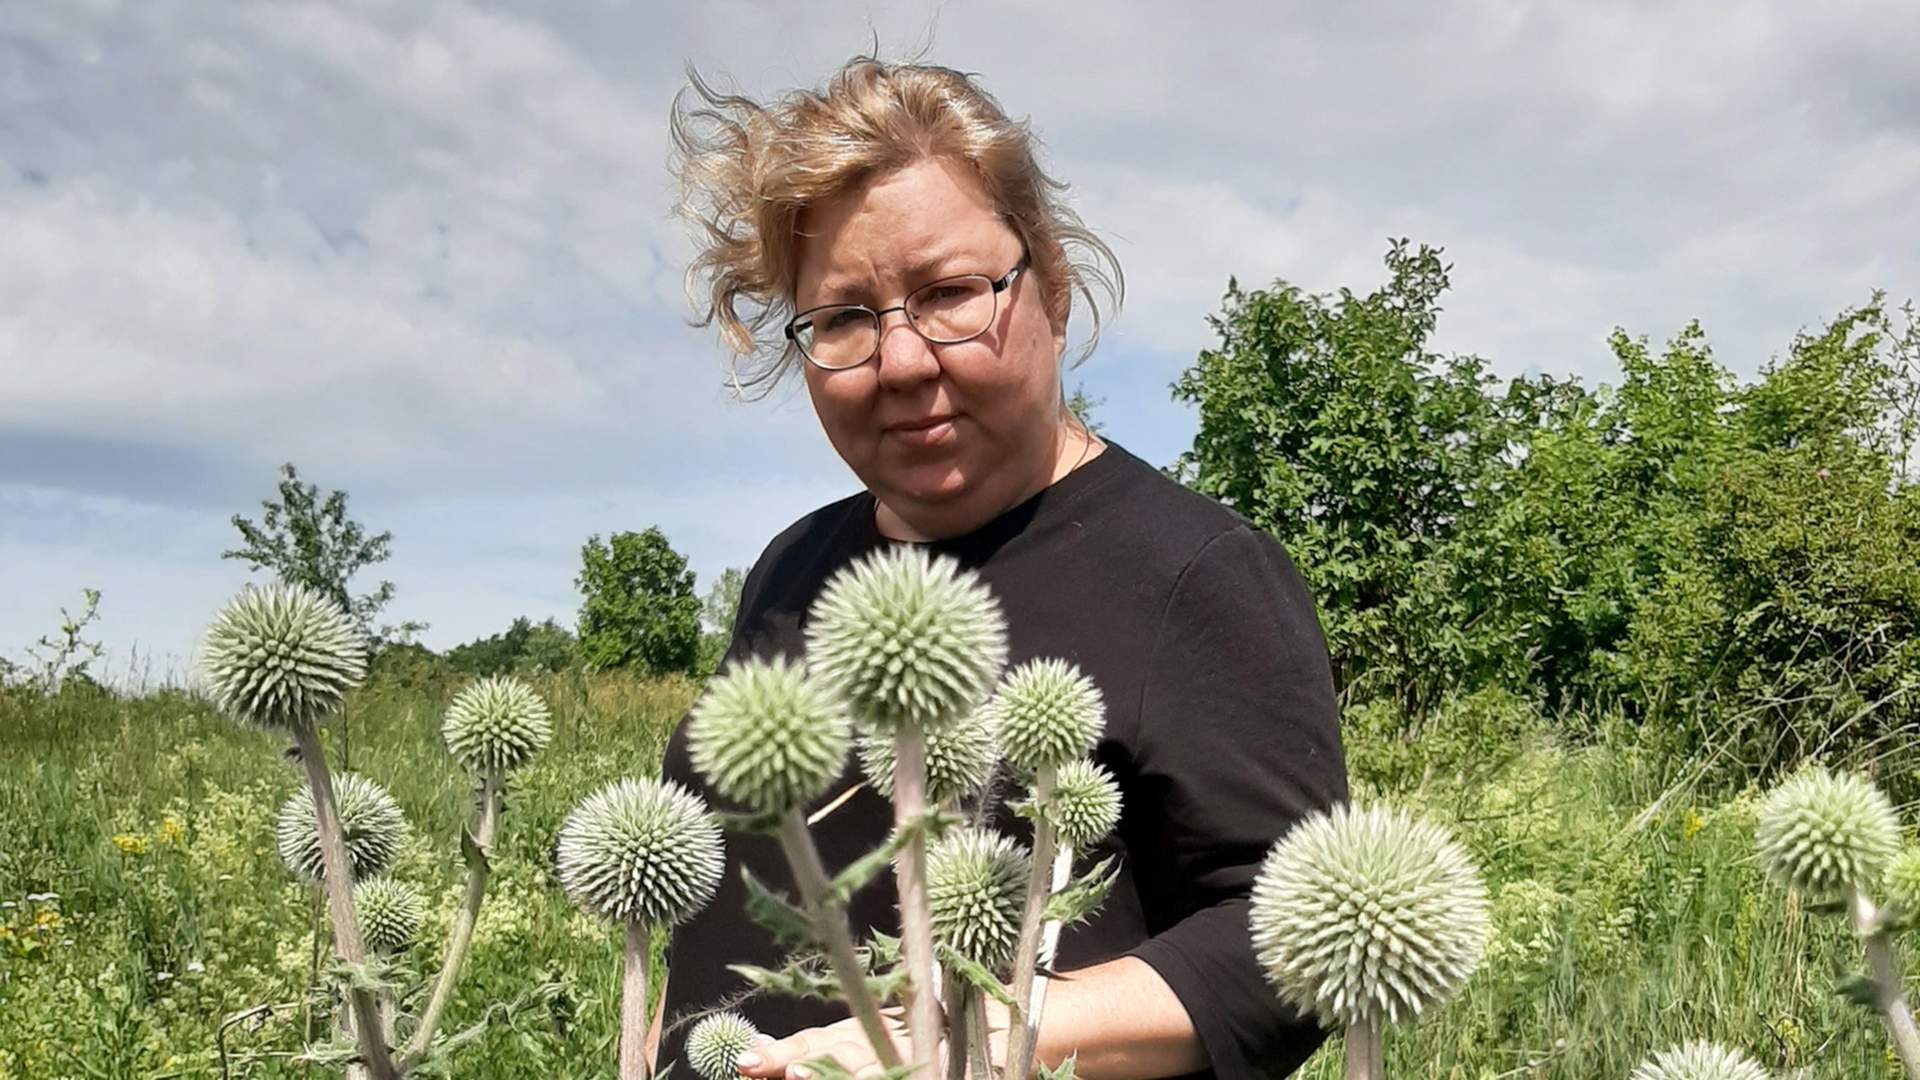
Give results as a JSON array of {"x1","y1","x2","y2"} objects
[
  {"x1": 893, "y1": 726, "x2": 941, "y2": 1075},
  {"x1": 621, "y1": 922, "x2": 653, "y2": 1079},
  {"x1": 776, "y1": 812, "x2": 904, "y2": 1070},
  {"x1": 1852, "y1": 889, "x2": 1920, "y2": 1079},
  {"x1": 290, "y1": 723, "x2": 399, "y2": 1080},
  {"x1": 1343, "y1": 1018, "x2": 1382, "y2": 1080},
  {"x1": 1002, "y1": 770, "x2": 1058, "y2": 1080}
]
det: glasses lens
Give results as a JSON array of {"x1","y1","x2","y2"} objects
[
  {"x1": 908, "y1": 276, "x2": 995, "y2": 342},
  {"x1": 795, "y1": 307, "x2": 879, "y2": 368}
]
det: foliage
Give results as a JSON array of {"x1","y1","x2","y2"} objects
[
  {"x1": 445, "y1": 617, "x2": 578, "y2": 677},
  {"x1": 575, "y1": 528, "x2": 703, "y2": 677},
  {"x1": 1176, "y1": 242, "x2": 1920, "y2": 772},
  {"x1": 698, "y1": 567, "x2": 746, "y2": 676},
  {"x1": 223, "y1": 462, "x2": 425, "y2": 646},
  {"x1": 0, "y1": 587, "x2": 106, "y2": 692}
]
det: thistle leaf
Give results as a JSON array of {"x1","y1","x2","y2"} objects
[
  {"x1": 741, "y1": 866, "x2": 817, "y2": 952},
  {"x1": 936, "y1": 943, "x2": 1019, "y2": 1009},
  {"x1": 1042, "y1": 855, "x2": 1119, "y2": 929}
]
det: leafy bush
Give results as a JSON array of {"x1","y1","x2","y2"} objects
[{"x1": 576, "y1": 528, "x2": 703, "y2": 677}]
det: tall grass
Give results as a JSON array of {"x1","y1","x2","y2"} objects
[{"x1": 0, "y1": 673, "x2": 1906, "y2": 1077}]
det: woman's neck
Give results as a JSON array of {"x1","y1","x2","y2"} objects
[{"x1": 874, "y1": 426, "x2": 1105, "y2": 543}]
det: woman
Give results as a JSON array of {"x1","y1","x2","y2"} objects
[{"x1": 657, "y1": 57, "x2": 1348, "y2": 1080}]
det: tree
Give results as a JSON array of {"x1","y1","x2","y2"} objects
[
  {"x1": 445, "y1": 616, "x2": 578, "y2": 676},
  {"x1": 576, "y1": 528, "x2": 702, "y2": 675},
  {"x1": 697, "y1": 567, "x2": 747, "y2": 675},
  {"x1": 1067, "y1": 382, "x2": 1106, "y2": 436},
  {"x1": 223, "y1": 462, "x2": 423, "y2": 644}
]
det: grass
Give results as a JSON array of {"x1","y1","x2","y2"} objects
[{"x1": 0, "y1": 672, "x2": 1909, "y2": 1078}]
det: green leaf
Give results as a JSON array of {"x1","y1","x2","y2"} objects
[
  {"x1": 1042, "y1": 856, "x2": 1119, "y2": 928},
  {"x1": 459, "y1": 824, "x2": 490, "y2": 871},
  {"x1": 1036, "y1": 1053, "x2": 1080, "y2": 1080},
  {"x1": 936, "y1": 943, "x2": 1018, "y2": 1009},
  {"x1": 715, "y1": 808, "x2": 788, "y2": 835},
  {"x1": 1835, "y1": 972, "x2": 1883, "y2": 1009},
  {"x1": 861, "y1": 930, "x2": 903, "y2": 974},
  {"x1": 741, "y1": 866, "x2": 817, "y2": 951},
  {"x1": 823, "y1": 807, "x2": 962, "y2": 909}
]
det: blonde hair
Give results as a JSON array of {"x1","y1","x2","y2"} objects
[{"x1": 670, "y1": 55, "x2": 1123, "y2": 396}]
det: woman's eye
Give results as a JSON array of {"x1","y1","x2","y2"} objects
[
  {"x1": 925, "y1": 285, "x2": 969, "y2": 302},
  {"x1": 823, "y1": 310, "x2": 866, "y2": 330}
]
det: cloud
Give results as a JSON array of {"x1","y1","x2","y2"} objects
[{"x1": 2, "y1": 0, "x2": 1916, "y2": 672}]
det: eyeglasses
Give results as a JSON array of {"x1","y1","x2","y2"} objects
[{"x1": 783, "y1": 260, "x2": 1026, "y2": 371}]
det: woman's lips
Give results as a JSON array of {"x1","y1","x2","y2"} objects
[{"x1": 883, "y1": 415, "x2": 958, "y2": 447}]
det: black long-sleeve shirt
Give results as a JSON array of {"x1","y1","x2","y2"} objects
[{"x1": 658, "y1": 441, "x2": 1349, "y2": 1080}]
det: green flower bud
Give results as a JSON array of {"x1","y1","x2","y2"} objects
[
  {"x1": 805, "y1": 546, "x2": 1007, "y2": 735},
  {"x1": 353, "y1": 876, "x2": 426, "y2": 954},
  {"x1": 275, "y1": 773, "x2": 410, "y2": 884},
  {"x1": 686, "y1": 1011, "x2": 762, "y2": 1080},
  {"x1": 1886, "y1": 847, "x2": 1920, "y2": 918},
  {"x1": 690, "y1": 656, "x2": 850, "y2": 814},
  {"x1": 927, "y1": 827, "x2": 1029, "y2": 972},
  {"x1": 1049, "y1": 759, "x2": 1122, "y2": 850},
  {"x1": 556, "y1": 778, "x2": 724, "y2": 927},
  {"x1": 1628, "y1": 1041, "x2": 1768, "y2": 1080},
  {"x1": 441, "y1": 676, "x2": 552, "y2": 776},
  {"x1": 856, "y1": 710, "x2": 997, "y2": 803},
  {"x1": 986, "y1": 659, "x2": 1103, "y2": 774},
  {"x1": 1755, "y1": 766, "x2": 1899, "y2": 899},
  {"x1": 200, "y1": 583, "x2": 366, "y2": 730},
  {"x1": 1250, "y1": 803, "x2": 1488, "y2": 1028}
]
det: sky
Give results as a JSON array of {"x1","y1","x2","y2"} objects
[{"x1": 3, "y1": 0, "x2": 1918, "y2": 683}]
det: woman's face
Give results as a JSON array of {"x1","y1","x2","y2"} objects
[{"x1": 792, "y1": 157, "x2": 1069, "y2": 539}]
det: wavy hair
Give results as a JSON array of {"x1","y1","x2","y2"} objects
[{"x1": 670, "y1": 55, "x2": 1123, "y2": 397}]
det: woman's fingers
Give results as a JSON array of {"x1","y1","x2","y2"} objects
[
  {"x1": 787, "y1": 1040, "x2": 874, "y2": 1080},
  {"x1": 738, "y1": 1028, "x2": 822, "y2": 1078}
]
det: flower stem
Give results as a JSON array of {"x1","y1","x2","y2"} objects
[
  {"x1": 290, "y1": 723, "x2": 399, "y2": 1080},
  {"x1": 399, "y1": 775, "x2": 501, "y2": 1070},
  {"x1": 894, "y1": 726, "x2": 941, "y2": 1076},
  {"x1": 943, "y1": 970, "x2": 968, "y2": 1080},
  {"x1": 621, "y1": 922, "x2": 654, "y2": 1080},
  {"x1": 1343, "y1": 1019, "x2": 1382, "y2": 1080},
  {"x1": 776, "y1": 812, "x2": 904, "y2": 1070},
  {"x1": 1012, "y1": 844, "x2": 1074, "y2": 1079},
  {"x1": 1852, "y1": 889, "x2": 1920, "y2": 1079},
  {"x1": 1003, "y1": 769, "x2": 1059, "y2": 1080},
  {"x1": 966, "y1": 988, "x2": 993, "y2": 1080}
]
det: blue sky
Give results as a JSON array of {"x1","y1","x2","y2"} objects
[{"x1": 4, "y1": 0, "x2": 1917, "y2": 682}]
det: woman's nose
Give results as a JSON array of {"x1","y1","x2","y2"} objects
[{"x1": 874, "y1": 312, "x2": 939, "y2": 388}]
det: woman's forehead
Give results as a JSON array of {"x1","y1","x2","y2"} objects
[{"x1": 793, "y1": 160, "x2": 1016, "y2": 298}]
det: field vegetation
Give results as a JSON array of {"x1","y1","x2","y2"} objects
[{"x1": 4, "y1": 243, "x2": 1918, "y2": 1077}]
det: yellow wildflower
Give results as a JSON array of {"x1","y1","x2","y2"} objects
[
  {"x1": 112, "y1": 833, "x2": 149, "y2": 857},
  {"x1": 1683, "y1": 809, "x2": 1706, "y2": 840},
  {"x1": 157, "y1": 815, "x2": 187, "y2": 845}
]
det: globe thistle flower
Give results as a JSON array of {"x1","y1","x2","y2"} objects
[
  {"x1": 441, "y1": 676, "x2": 552, "y2": 776},
  {"x1": 1249, "y1": 803, "x2": 1488, "y2": 1028},
  {"x1": 556, "y1": 778, "x2": 724, "y2": 927},
  {"x1": 353, "y1": 876, "x2": 426, "y2": 954},
  {"x1": 686, "y1": 1011, "x2": 762, "y2": 1080},
  {"x1": 1049, "y1": 759, "x2": 1122, "y2": 850},
  {"x1": 689, "y1": 656, "x2": 851, "y2": 814},
  {"x1": 856, "y1": 710, "x2": 997, "y2": 803},
  {"x1": 804, "y1": 546, "x2": 1007, "y2": 735},
  {"x1": 275, "y1": 773, "x2": 410, "y2": 883},
  {"x1": 200, "y1": 583, "x2": 366, "y2": 731},
  {"x1": 926, "y1": 827, "x2": 1030, "y2": 971},
  {"x1": 1755, "y1": 767, "x2": 1900, "y2": 899},
  {"x1": 1628, "y1": 1040, "x2": 1768, "y2": 1080},
  {"x1": 986, "y1": 659, "x2": 1104, "y2": 774},
  {"x1": 1886, "y1": 847, "x2": 1920, "y2": 918}
]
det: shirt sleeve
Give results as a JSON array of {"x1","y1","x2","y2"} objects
[{"x1": 1119, "y1": 524, "x2": 1349, "y2": 1080}]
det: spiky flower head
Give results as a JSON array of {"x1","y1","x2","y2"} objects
[
  {"x1": 856, "y1": 709, "x2": 998, "y2": 803},
  {"x1": 686, "y1": 1011, "x2": 762, "y2": 1080},
  {"x1": 804, "y1": 546, "x2": 1007, "y2": 735},
  {"x1": 1249, "y1": 803, "x2": 1488, "y2": 1028},
  {"x1": 689, "y1": 656, "x2": 850, "y2": 814},
  {"x1": 556, "y1": 778, "x2": 724, "y2": 927},
  {"x1": 275, "y1": 773, "x2": 410, "y2": 884},
  {"x1": 441, "y1": 676, "x2": 553, "y2": 776},
  {"x1": 1049, "y1": 759, "x2": 1122, "y2": 850},
  {"x1": 353, "y1": 876, "x2": 426, "y2": 954},
  {"x1": 1755, "y1": 766, "x2": 1900, "y2": 899},
  {"x1": 927, "y1": 827, "x2": 1029, "y2": 971},
  {"x1": 1886, "y1": 847, "x2": 1920, "y2": 917},
  {"x1": 1628, "y1": 1041, "x2": 1769, "y2": 1080},
  {"x1": 200, "y1": 583, "x2": 366, "y2": 730},
  {"x1": 985, "y1": 659, "x2": 1104, "y2": 774}
]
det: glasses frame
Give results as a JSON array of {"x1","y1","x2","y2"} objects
[{"x1": 783, "y1": 259, "x2": 1027, "y2": 371}]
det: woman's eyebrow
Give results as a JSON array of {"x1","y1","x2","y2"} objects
[{"x1": 813, "y1": 249, "x2": 973, "y2": 304}]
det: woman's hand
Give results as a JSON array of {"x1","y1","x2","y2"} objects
[{"x1": 735, "y1": 1000, "x2": 1011, "y2": 1080}]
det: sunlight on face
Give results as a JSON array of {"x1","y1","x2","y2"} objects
[{"x1": 793, "y1": 158, "x2": 1070, "y2": 540}]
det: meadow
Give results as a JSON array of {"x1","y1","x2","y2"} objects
[{"x1": 1, "y1": 663, "x2": 1910, "y2": 1078}]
